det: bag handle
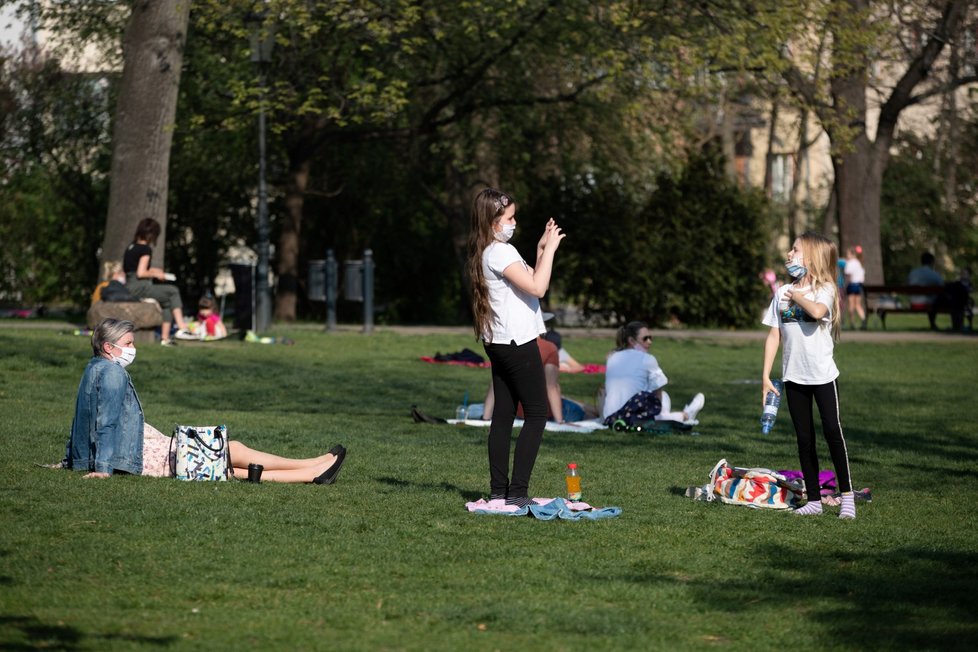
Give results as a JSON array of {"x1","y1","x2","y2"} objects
[{"x1": 185, "y1": 426, "x2": 226, "y2": 454}]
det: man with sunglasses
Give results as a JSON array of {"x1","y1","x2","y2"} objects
[{"x1": 601, "y1": 321, "x2": 704, "y2": 427}]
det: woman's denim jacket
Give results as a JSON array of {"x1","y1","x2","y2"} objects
[{"x1": 67, "y1": 357, "x2": 144, "y2": 475}]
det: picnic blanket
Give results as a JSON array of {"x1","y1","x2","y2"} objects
[
  {"x1": 465, "y1": 497, "x2": 621, "y2": 520},
  {"x1": 448, "y1": 418, "x2": 608, "y2": 433},
  {"x1": 419, "y1": 351, "x2": 604, "y2": 373},
  {"x1": 420, "y1": 348, "x2": 491, "y2": 368},
  {"x1": 576, "y1": 363, "x2": 606, "y2": 374}
]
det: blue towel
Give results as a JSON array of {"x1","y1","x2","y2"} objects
[
  {"x1": 468, "y1": 497, "x2": 621, "y2": 520},
  {"x1": 529, "y1": 498, "x2": 621, "y2": 520}
]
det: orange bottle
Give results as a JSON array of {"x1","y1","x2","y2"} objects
[{"x1": 565, "y1": 462, "x2": 582, "y2": 501}]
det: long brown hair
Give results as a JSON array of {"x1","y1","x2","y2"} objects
[
  {"x1": 797, "y1": 232, "x2": 842, "y2": 340},
  {"x1": 466, "y1": 188, "x2": 517, "y2": 340}
]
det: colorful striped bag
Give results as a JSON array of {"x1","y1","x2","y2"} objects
[{"x1": 706, "y1": 459, "x2": 803, "y2": 509}]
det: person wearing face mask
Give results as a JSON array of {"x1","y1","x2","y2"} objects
[
  {"x1": 64, "y1": 318, "x2": 347, "y2": 483},
  {"x1": 466, "y1": 187, "x2": 565, "y2": 508},
  {"x1": 600, "y1": 321, "x2": 704, "y2": 427},
  {"x1": 761, "y1": 233, "x2": 856, "y2": 519},
  {"x1": 66, "y1": 318, "x2": 145, "y2": 478}
]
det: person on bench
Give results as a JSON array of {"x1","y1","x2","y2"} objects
[{"x1": 908, "y1": 251, "x2": 944, "y2": 322}]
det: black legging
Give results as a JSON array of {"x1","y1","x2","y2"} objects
[
  {"x1": 784, "y1": 380, "x2": 853, "y2": 501},
  {"x1": 484, "y1": 339, "x2": 548, "y2": 499}
]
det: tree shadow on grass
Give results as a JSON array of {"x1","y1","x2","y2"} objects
[
  {"x1": 375, "y1": 476, "x2": 483, "y2": 502},
  {"x1": 615, "y1": 544, "x2": 978, "y2": 650},
  {"x1": 0, "y1": 615, "x2": 176, "y2": 651}
]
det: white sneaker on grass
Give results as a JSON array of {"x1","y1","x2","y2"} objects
[
  {"x1": 173, "y1": 328, "x2": 197, "y2": 341},
  {"x1": 683, "y1": 393, "x2": 705, "y2": 423}
]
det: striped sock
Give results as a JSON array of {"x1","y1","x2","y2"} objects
[
  {"x1": 794, "y1": 501, "x2": 823, "y2": 516},
  {"x1": 489, "y1": 493, "x2": 506, "y2": 502},
  {"x1": 505, "y1": 496, "x2": 533, "y2": 508},
  {"x1": 839, "y1": 492, "x2": 856, "y2": 520}
]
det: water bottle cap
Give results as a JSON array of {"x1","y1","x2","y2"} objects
[{"x1": 567, "y1": 462, "x2": 577, "y2": 469}]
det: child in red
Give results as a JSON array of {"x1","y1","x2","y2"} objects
[{"x1": 196, "y1": 295, "x2": 227, "y2": 339}]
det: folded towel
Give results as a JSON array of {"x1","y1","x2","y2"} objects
[{"x1": 465, "y1": 497, "x2": 621, "y2": 520}]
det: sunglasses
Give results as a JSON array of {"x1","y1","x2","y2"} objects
[{"x1": 641, "y1": 335, "x2": 653, "y2": 343}]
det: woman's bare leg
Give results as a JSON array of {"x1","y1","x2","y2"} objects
[
  {"x1": 231, "y1": 458, "x2": 337, "y2": 483},
  {"x1": 229, "y1": 440, "x2": 335, "y2": 471},
  {"x1": 160, "y1": 321, "x2": 172, "y2": 342}
]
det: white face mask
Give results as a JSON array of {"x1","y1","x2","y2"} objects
[
  {"x1": 785, "y1": 257, "x2": 807, "y2": 279},
  {"x1": 495, "y1": 223, "x2": 516, "y2": 243},
  {"x1": 110, "y1": 342, "x2": 137, "y2": 368}
]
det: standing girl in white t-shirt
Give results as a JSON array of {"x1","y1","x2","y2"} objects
[
  {"x1": 843, "y1": 245, "x2": 867, "y2": 330},
  {"x1": 761, "y1": 232, "x2": 856, "y2": 519},
  {"x1": 466, "y1": 188, "x2": 564, "y2": 507}
]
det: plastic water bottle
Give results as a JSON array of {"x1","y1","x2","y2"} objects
[
  {"x1": 565, "y1": 462, "x2": 582, "y2": 501},
  {"x1": 760, "y1": 379, "x2": 784, "y2": 434}
]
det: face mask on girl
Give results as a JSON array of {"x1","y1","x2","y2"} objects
[
  {"x1": 495, "y1": 223, "x2": 516, "y2": 243},
  {"x1": 111, "y1": 343, "x2": 137, "y2": 368},
  {"x1": 785, "y1": 257, "x2": 807, "y2": 279}
]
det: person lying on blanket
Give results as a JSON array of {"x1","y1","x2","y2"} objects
[
  {"x1": 482, "y1": 335, "x2": 595, "y2": 423},
  {"x1": 61, "y1": 318, "x2": 347, "y2": 483}
]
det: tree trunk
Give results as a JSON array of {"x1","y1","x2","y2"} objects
[
  {"x1": 100, "y1": 0, "x2": 190, "y2": 273},
  {"x1": 275, "y1": 158, "x2": 310, "y2": 321},
  {"x1": 833, "y1": 140, "x2": 884, "y2": 284}
]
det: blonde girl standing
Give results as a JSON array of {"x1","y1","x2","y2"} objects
[
  {"x1": 466, "y1": 188, "x2": 565, "y2": 507},
  {"x1": 761, "y1": 232, "x2": 856, "y2": 519}
]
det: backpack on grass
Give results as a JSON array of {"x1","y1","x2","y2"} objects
[{"x1": 696, "y1": 458, "x2": 803, "y2": 509}]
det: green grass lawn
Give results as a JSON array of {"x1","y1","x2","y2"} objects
[{"x1": 1, "y1": 325, "x2": 976, "y2": 651}]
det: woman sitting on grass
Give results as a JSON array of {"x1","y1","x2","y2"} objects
[{"x1": 64, "y1": 318, "x2": 346, "y2": 483}]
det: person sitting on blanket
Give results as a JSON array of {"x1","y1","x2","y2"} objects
[
  {"x1": 191, "y1": 294, "x2": 228, "y2": 339},
  {"x1": 62, "y1": 318, "x2": 346, "y2": 483},
  {"x1": 540, "y1": 311, "x2": 585, "y2": 373},
  {"x1": 482, "y1": 335, "x2": 594, "y2": 423},
  {"x1": 601, "y1": 321, "x2": 705, "y2": 427}
]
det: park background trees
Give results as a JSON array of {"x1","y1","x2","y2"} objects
[{"x1": 1, "y1": 0, "x2": 975, "y2": 325}]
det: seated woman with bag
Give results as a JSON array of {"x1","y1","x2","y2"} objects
[{"x1": 64, "y1": 318, "x2": 346, "y2": 483}]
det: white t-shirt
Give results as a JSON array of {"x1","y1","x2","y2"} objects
[
  {"x1": 601, "y1": 348, "x2": 669, "y2": 419},
  {"x1": 482, "y1": 242, "x2": 545, "y2": 345},
  {"x1": 762, "y1": 282, "x2": 839, "y2": 385},
  {"x1": 844, "y1": 259, "x2": 865, "y2": 284}
]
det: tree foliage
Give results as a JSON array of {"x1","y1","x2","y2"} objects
[
  {"x1": 0, "y1": 45, "x2": 111, "y2": 306},
  {"x1": 548, "y1": 147, "x2": 771, "y2": 328}
]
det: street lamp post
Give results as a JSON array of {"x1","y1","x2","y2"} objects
[{"x1": 248, "y1": 13, "x2": 274, "y2": 333}]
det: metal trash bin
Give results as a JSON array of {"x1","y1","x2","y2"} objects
[
  {"x1": 344, "y1": 260, "x2": 364, "y2": 301},
  {"x1": 308, "y1": 260, "x2": 326, "y2": 301}
]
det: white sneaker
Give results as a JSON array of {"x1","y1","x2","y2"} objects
[
  {"x1": 683, "y1": 393, "x2": 705, "y2": 422},
  {"x1": 173, "y1": 328, "x2": 197, "y2": 341}
]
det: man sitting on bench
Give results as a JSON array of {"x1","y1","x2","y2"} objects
[{"x1": 908, "y1": 252, "x2": 945, "y2": 330}]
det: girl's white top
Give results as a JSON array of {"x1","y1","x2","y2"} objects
[
  {"x1": 481, "y1": 241, "x2": 545, "y2": 345},
  {"x1": 844, "y1": 258, "x2": 865, "y2": 284},
  {"x1": 762, "y1": 282, "x2": 840, "y2": 385}
]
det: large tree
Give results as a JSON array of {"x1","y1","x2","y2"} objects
[
  {"x1": 691, "y1": 1, "x2": 977, "y2": 282},
  {"x1": 100, "y1": 0, "x2": 191, "y2": 270}
]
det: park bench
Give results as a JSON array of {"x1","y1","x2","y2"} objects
[
  {"x1": 87, "y1": 300, "x2": 163, "y2": 343},
  {"x1": 862, "y1": 284, "x2": 973, "y2": 331}
]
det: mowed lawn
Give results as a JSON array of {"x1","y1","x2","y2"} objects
[{"x1": 1, "y1": 324, "x2": 976, "y2": 651}]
